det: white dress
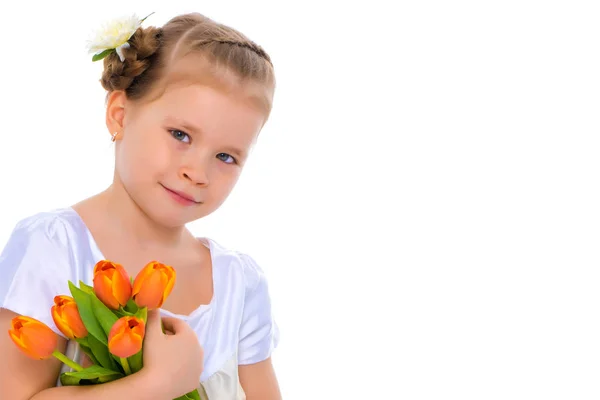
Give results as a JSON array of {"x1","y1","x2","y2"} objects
[{"x1": 0, "y1": 208, "x2": 279, "y2": 399}]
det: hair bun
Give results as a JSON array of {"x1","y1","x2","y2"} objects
[{"x1": 100, "y1": 26, "x2": 162, "y2": 93}]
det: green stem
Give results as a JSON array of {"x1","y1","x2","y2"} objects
[
  {"x1": 141, "y1": 11, "x2": 155, "y2": 23},
  {"x1": 120, "y1": 357, "x2": 132, "y2": 375},
  {"x1": 114, "y1": 307, "x2": 131, "y2": 318},
  {"x1": 52, "y1": 350, "x2": 83, "y2": 372}
]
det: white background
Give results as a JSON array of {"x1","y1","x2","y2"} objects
[{"x1": 1, "y1": 1, "x2": 599, "y2": 399}]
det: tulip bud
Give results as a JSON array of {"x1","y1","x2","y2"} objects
[
  {"x1": 8, "y1": 316, "x2": 58, "y2": 360},
  {"x1": 132, "y1": 261, "x2": 176, "y2": 309},
  {"x1": 93, "y1": 260, "x2": 132, "y2": 309},
  {"x1": 51, "y1": 295, "x2": 88, "y2": 340},
  {"x1": 107, "y1": 316, "x2": 145, "y2": 358}
]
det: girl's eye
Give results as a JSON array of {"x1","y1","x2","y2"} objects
[
  {"x1": 170, "y1": 130, "x2": 190, "y2": 143},
  {"x1": 217, "y1": 153, "x2": 236, "y2": 164}
]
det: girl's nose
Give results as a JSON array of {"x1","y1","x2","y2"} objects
[{"x1": 180, "y1": 166, "x2": 209, "y2": 186}]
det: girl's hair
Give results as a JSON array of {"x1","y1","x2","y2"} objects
[{"x1": 99, "y1": 13, "x2": 275, "y2": 116}]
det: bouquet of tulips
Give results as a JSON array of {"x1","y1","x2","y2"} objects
[{"x1": 7, "y1": 260, "x2": 201, "y2": 400}]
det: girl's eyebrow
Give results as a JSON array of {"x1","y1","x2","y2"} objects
[{"x1": 164, "y1": 116, "x2": 204, "y2": 135}]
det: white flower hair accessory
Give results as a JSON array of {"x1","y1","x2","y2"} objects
[{"x1": 86, "y1": 12, "x2": 154, "y2": 62}]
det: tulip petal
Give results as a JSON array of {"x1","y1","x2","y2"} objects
[
  {"x1": 9, "y1": 318, "x2": 57, "y2": 359},
  {"x1": 111, "y1": 265, "x2": 132, "y2": 306},
  {"x1": 162, "y1": 267, "x2": 176, "y2": 303},
  {"x1": 94, "y1": 260, "x2": 112, "y2": 275},
  {"x1": 9, "y1": 329, "x2": 35, "y2": 358},
  {"x1": 93, "y1": 261, "x2": 132, "y2": 309},
  {"x1": 134, "y1": 269, "x2": 165, "y2": 309},
  {"x1": 132, "y1": 263, "x2": 154, "y2": 296},
  {"x1": 108, "y1": 317, "x2": 144, "y2": 358},
  {"x1": 93, "y1": 261, "x2": 104, "y2": 275},
  {"x1": 63, "y1": 302, "x2": 88, "y2": 338},
  {"x1": 21, "y1": 326, "x2": 56, "y2": 359},
  {"x1": 157, "y1": 270, "x2": 169, "y2": 305},
  {"x1": 52, "y1": 296, "x2": 88, "y2": 340},
  {"x1": 108, "y1": 331, "x2": 134, "y2": 358},
  {"x1": 132, "y1": 262, "x2": 176, "y2": 310},
  {"x1": 108, "y1": 317, "x2": 128, "y2": 340},
  {"x1": 26, "y1": 323, "x2": 57, "y2": 351},
  {"x1": 95, "y1": 274, "x2": 120, "y2": 309},
  {"x1": 52, "y1": 307, "x2": 75, "y2": 339}
]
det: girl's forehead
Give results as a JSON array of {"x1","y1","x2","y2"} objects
[
  {"x1": 156, "y1": 83, "x2": 266, "y2": 125},
  {"x1": 157, "y1": 53, "x2": 274, "y2": 116}
]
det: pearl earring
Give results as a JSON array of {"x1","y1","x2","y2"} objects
[{"x1": 111, "y1": 132, "x2": 118, "y2": 142}]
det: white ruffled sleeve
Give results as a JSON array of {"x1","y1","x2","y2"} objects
[
  {"x1": 237, "y1": 253, "x2": 280, "y2": 365},
  {"x1": 0, "y1": 214, "x2": 75, "y2": 338}
]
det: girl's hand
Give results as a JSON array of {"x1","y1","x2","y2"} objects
[{"x1": 141, "y1": 309, "x2": 204, "y2": 398}]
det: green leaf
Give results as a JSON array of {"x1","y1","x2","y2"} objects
[
  {"x1": 111, "y1": 353, "x2": 123, "y2": 368},
  {"x1": 79, "y1": 280, "x2": 95, "y2": 295},
  {"x1": 134, "y1": 305, "x2": 148, "y2": 324},
  {"x1": 92, "y1": 49, "x2": 113, "y2": 62},
  {"x1": 87, "y1": 333, "x2": 120, "y2": 372},
  {"x1": 59, "y1": 365, "x2": 123, "y2": 386},
  {"x1": 89, "y1": 294, "x2": 119, "y2": 338},
  {"x1": 69, "y1": 281, "x2": 107, "y2": 345},
  {"x1": 76, "y1": 341, "x2": 100, "y2": 366},
  {"x1": 124, "y1": 298, "x2": 139, "y2": 314},
  {"x1": 128, "y1": 349, "x2": 143, "y2": 374},
  {"x1": 188, "y1": 389, "x2": 202, "y2": 400},
  {"x1": 173, "y1": 389, "x2": 202, "y2": 400}
]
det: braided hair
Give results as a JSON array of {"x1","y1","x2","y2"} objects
[{"x1": 98, "y1": 12, "x2": 275, "y2": 115}]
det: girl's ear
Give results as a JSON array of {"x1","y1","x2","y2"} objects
[{"x1": 106, "y1": 90, "x2": 127, "y2": 138}]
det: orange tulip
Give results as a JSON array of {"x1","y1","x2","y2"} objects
[
  {"x1": 8, "y1": 316, "x2": 58, "y2": 360},
  {"x1": 132, "y1": 261, "x2": 176, "y2": 309},
  {"x1": 51, "y1": 295, "x2": 88, "y2": 340},
  {"x1": 93, "y1": 260, "x2": 132, "y2": 309},
  {"x1": 108, "y1": 316, "x2": 145, "y2": 358}
]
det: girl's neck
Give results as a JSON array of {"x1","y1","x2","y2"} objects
[{"x1": 92, "y1": 182, "x2": 189, "y2": 249}]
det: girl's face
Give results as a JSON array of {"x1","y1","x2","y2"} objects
[{"x1": 111, "y1": 80, "x2": 266, "y2": 228}]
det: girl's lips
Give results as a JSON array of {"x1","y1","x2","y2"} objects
[{"x1": 161, "y1": 185, "x2": 201, "y2": 206}]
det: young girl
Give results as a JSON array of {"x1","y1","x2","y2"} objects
[{"x1": 0, "y1": 11, "x2": 280, "y2": 400}]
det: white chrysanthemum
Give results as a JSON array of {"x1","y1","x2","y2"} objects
[{"x1": 86, "y1": 14, "x2": 142, "y2": 62}]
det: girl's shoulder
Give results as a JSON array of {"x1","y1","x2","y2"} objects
[
  {"x1": 202, "y1": 237, "x2": 271, "y2": 295},
  {"x1": 2, "y1": 208, "x2": 89, "y2": 254},
  {"x1": 7, "y1": 207, "x2": 89, "y2": 241},
  {"x1": 0, "y1": 208, "x2": 96, "y2": 337}
]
